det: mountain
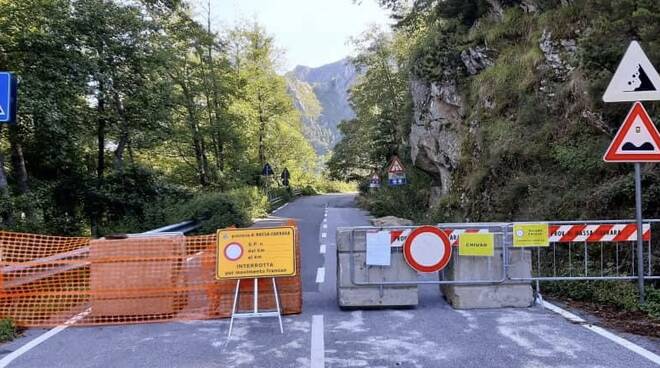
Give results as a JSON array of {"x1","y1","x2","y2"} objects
[{"x1": 286, "y1": 58, "x2": 357, "y2": 155}]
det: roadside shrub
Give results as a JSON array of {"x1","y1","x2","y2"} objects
[
  {"x1": 542, "y1": 281, "x2": 660, "y2": 320},
  {"x1": 0, "y1": 318, "x2": 18, "y2": 342},
  {"x1": 316, "y1": 180, "x2": 357, "y2": 193},
  {"x1": 176, "y1": 192, "x2": 251, "y2": 234},
  {"x1": 301, "y1": 185, "x2": 318, "y2": 196},
  {"x1": 173, "y1": 187, "x2": 271, "y2": 234},
  {"x1": 641, "y1": 286, "x2": 660, "y2": 320},
  {"x1": 226, "y1": 187, "x2": 269, "y2": 220}
]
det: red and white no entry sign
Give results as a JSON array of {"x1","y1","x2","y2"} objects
[
  {"x1": 223, "y1": 242, "x2": 243, "y2": 261},
  {"x1": 403, "y1": 226, "x2": 452, "y2": 273}
]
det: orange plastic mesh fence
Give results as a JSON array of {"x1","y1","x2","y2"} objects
[{"x1": 0, "y1": 222, "x2": 302, "y2": 327}]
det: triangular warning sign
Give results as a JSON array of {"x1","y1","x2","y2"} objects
[
  {"x1": 603, "y1": 41, "x2": 660, "y2": 102},
  {"x1": 603, "y1": 102, "x2": 660, "y2": 162},
  {"x1": 387, "y1": 156, "x2": 405, "y2": 173}
]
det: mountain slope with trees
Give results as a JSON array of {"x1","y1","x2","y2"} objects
[{"x1": 0, "y1": 0, "x2": 318, "y2": 236}]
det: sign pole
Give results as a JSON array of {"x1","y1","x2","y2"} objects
[{"x1": 634, "y1": 163, "x2": 645, "y2": 304}]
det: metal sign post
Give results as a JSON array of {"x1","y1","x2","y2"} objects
[
  {"x1": 602, "y1": 40, "x2": 660, "y2": 304},
  {"x1": 634, "y1": 163, "x2": 645, "y2": 303}
]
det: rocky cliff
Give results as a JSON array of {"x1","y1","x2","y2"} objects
[
  {"x1": 286, "y1": 58, "x2": 357, "y2": 155},
  {"x1": 407, "y1": 0, "x2": 660, "y2": 221}
]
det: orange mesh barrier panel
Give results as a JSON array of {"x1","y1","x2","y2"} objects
[{"x1": 0, "y1": 221, "x2": 302, "y2": 327}]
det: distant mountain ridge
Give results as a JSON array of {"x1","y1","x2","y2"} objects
[{"x1": 285, "y1": 58, "x2": 357, "y2": 155}]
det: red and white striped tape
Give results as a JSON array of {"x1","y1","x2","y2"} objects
[
  {"x1": 389, "y1": 228, "x2": 489, "y2": 247},
  {"x1": 548, "y1": 224, "x2": 650, "y2": 243}
]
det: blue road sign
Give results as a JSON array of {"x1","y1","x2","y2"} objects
[
  {"x1": 0, "y1": 72, "x2": 17, "y2": 124},
  {"x1": 388, "y1": 177, "x2": 407, "y2": 186}
]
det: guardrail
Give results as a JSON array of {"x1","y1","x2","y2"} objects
[
  {"x1": 268, "y1": 188, "x2": 302, "y2": 208},
  {"x1": 140, "y1": 220, "x2": 200, "y2": 235}
]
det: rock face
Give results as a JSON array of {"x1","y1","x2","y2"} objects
[
  {"x1": 409, "y1": 40, "x2": 496, "y2": 205},
  {"x1": 460, "y1": 46, "x2": 493, "y2": 75},
  {"x1": 371, "y1": 216, "x2": 414, "y2": 227},
  {"x1": 409, "y1": 79, "x2": 463, "y2": 204},
  {"x1": 286, "y1": 58, "x2": 358, "y2": 155}
]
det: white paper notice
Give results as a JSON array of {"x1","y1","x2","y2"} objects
[{"x1": 366, "y1": 231, "x2": 391, "y2": 266}]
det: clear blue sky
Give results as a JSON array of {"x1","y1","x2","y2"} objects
[{"x1": 201, "y1": 0, "x2": 391, "y2": 69}]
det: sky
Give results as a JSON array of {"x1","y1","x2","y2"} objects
[{"x1": 202, "y1": 0, "x2": 392, "y2": 70}]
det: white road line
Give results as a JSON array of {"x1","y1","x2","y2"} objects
[
  {"x1": 315, "y1": 267, "x2": 325, "y2": 283},
  {"x1": 322, "y1": 224, "x2": 327, "y2": 229},
  {"x1": 320, "y1": 244, "x2": 326, "y2": 254},
  {"x1": 0, "y1": 308, "x2": 91, "y2": 368},
  {"x1": 321, "y1": 232, "x2": 327, "y2": 238},
  {"x1": 543, "y1": 301, "x2": 660, "y2": 365},
  {"x1": 311, "y1": 315, "x2": 325, "y2": 368},
  {"x1": 274, "y1": 202, "x2": 289, "y2": 213}
]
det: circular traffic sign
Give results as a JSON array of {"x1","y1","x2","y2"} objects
[
  {"x1": 403, "y1": 226, "x2": 452, "y2": 273},
  {"x1": 224, "y1": 242, "x2": 243, "y2": 261}
]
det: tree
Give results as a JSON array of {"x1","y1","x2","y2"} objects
[{"x1": 328, "y1": 27, "x2": 413, "y2": 180}]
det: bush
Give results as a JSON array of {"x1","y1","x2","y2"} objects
[
  {"x1": 226, "y1": 187, "x2": 269, "y2": 220},
  {"x1": 542, "y1": 281, "x2": 660, "y2": 320},
  {"x1": 0, "y1": 318, "x2": 18, "y2": 342},
  {"x1": 316, "y1": 180, "x2": 357, "y2": 193},
  {"x1": 176, "y1": 192, "x2": 249, "y2": 234},
  {"x1": 641, "y1": 286, "x2": 660, "y2": 320},
  {"x1": 173, "y1": 187, "x2": 270, "y2": 234},
  {"x1": 301, "y1": 185, "x2": 318, "y2": 196}
]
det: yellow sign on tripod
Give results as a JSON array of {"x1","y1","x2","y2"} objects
[{"x1": 216, "y1": 226, "x2": 296, "y2": 280}]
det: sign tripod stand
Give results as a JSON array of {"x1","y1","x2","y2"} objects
[
  {"x1": 216, "y1": 226, "x2": 297, "y2": 338},
  {"x1": 228, "y1": 277, "x2": 284, "y2": 338}
]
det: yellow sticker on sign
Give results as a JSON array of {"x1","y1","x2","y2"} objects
[
  {"x1": 459, "y1": 233, "x2": 494, "y2": 256},
  {"x1": 216, "y1": 226, "x2": 296, "y2": 280},
  {"x1": 513, "y1": 223, "x2": 549, "y2": 247}
]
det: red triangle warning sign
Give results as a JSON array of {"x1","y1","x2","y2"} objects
[
  {"x1": 388, "y1": 156, "x2": 405, "y2": 173},
  {"x1": 603, "y1": 102, "x2": 660, "y2": 162}
]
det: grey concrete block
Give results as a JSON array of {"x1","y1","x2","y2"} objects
[
  {"x1": 338, "y1": 287, "x2": 418, "y2": 307},
  {"x1": 508, "y1": 248, "x2": 533, "y2": 279},
  {"x1": 441, "y1": 243, "x2": 534, "y2": 309},
  {"x1": 442, "y1": 284, "x2": 533, "y2": 309},
  {"x1": 337, "y1": 252, "x2": 418, "y2": 288},
  {"x1": 336, "y1": 229, "x2": 367, "y2": 252}
]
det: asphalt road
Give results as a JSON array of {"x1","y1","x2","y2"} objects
[{"x1": 1, "y1": 194, "x2": 659, "y2": 367}]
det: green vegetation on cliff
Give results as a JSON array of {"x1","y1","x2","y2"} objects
[{"x1": 334, "y1": 0, "x2": 660, "y2": 224}]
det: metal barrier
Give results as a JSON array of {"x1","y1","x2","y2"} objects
[
  {"x1": 345, "y1": 223, "x2": 510, "y2": 286},
  {"x1": 268, "y1": 188, "x2": 303, "y2": 208},
  {"x1": 511, "y1": 220, "x2": 658, "y2": 282},
  {"x1": 341, "y1": 220, "x2": 660, "y2": 288}
]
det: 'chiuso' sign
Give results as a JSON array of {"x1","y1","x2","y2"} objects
[{"x1": 459, "y1": 233, "x2": 494, "y2": 256}]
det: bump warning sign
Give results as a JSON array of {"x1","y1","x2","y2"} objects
[{"x1": 216, "y1": 227, "x2": 296, "y2": 280}]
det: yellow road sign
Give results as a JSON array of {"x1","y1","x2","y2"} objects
[
  {"x1": 513, "y1": 223, "x2": 549, "y2": 247},
  {"x1": 459, "y1": 233, "x2": 494, "y2": 256},
  {"x1": 216, "y1": 226, "x2": 296, "y2": 279}
]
